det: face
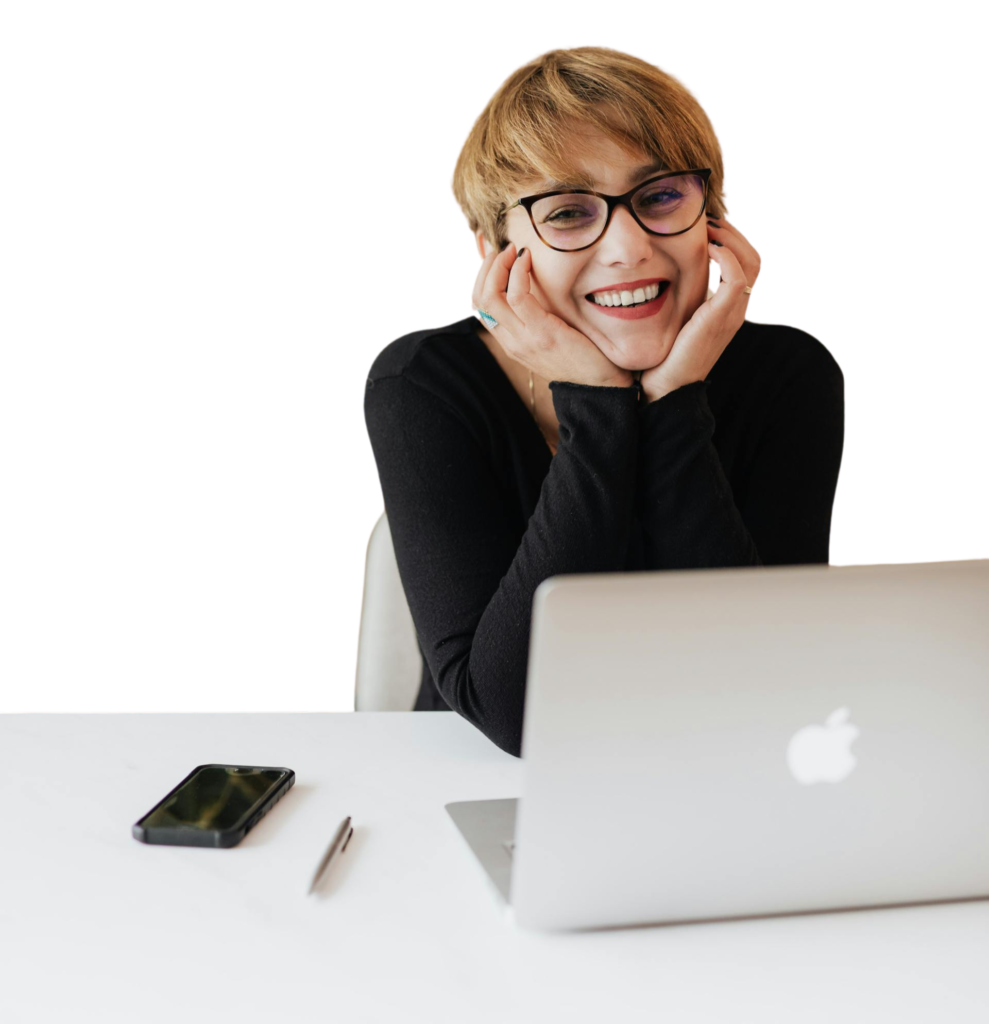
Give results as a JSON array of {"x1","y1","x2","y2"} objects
[{"x1": 476, "y1": 131, "x2": 711, "y2": 373}]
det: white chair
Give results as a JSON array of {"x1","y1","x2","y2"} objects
[{"x1": 354, "y1": 512, "x2": 423, "y2": 710}]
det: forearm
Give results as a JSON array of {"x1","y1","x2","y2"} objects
[
  {"x1": 450, "y1": 380, "x2": 641, "y2": 754},
  {"x1": 635, "y1": 380, "x2": 763, "y2": 570}
]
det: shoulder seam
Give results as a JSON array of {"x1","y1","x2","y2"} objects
[{"x1": 367, "y1": 322, "x2": 473, "y2": 382}]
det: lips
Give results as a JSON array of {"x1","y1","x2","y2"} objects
[
  {"x1": 586, "y1": 281, "x2": 671, "y2": 319},
  {"x1": 585, "y1": 280, "x2": 671, "y2": 303},
  {"x1": 585, "y1": 277, "x2": 669, "y2": 298}
]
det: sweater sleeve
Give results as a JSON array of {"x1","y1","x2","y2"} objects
[
  {"x1": 635, "y1": 342, "x2": 844, "y2": 569},
  {"x1": 364, "y1": 373, "x2": 640, "y2": 757}
]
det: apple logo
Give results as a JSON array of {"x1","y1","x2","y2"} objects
[{"x1": 786, "y1": 706, "x2": 860, "y2": 785}]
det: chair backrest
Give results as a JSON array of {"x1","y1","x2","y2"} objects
[{"x1": 354, "y1": 512, "x2": 423, "y2": 711}]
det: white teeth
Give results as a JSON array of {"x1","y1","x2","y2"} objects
[{"x1": 591, "y1": 281, "x2": 662, "y2": 306}]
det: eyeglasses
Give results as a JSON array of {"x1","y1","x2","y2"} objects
[{"x1": 506, "y1": 168, "x2": 712, "y2": 253}]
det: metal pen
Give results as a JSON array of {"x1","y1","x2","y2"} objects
[{"x1": 307, "y1": 815, "x2": 353, "y2": 895}]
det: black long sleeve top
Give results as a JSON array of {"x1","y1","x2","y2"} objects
[{"x1": 364, "y1": 314, "x2": 844, "y2": 758}]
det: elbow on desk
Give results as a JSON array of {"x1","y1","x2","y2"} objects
[{"x1": 436, "y1": 657, "x2": 525, "y2": 760}]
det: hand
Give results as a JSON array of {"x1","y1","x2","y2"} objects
[
  {"x1": 472, "y1": 242, "x2": 634, "y2": 389},
  {"x1": 639, "y1": 216, "x2": 761, "y2": 403}
]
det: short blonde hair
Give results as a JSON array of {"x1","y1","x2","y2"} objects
[{"x1": 452, "y1": 46, "x2": 727, "y2": 253}]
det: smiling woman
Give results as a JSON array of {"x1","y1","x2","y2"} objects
[
  {"x1": 363, "y1": 46, "x2": 845, "y2": 758},
  {"x1": 453, "y1": 49, "x2": 729, "y2": 248},
  {"x1": 449, "y1": 50, "x2": 743, "y2": 407}
]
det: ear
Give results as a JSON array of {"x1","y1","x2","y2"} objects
[{"x1": 475, "y1": 230, "x2": 489, "y2": 259}]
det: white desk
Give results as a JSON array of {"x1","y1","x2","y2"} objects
[{"x1": 2, "y1": 712, "x2": 987, "y2": 1024}]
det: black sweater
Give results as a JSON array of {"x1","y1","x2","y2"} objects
[{"x1": 364, "y1": 314, "x2": 844, "y2": 757}]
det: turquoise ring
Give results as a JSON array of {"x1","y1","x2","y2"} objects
[{"x1": 476, "y1": 308, "x2": 499, "y2": 329}]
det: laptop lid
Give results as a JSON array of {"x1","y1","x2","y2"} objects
[{"x1": 510, "y1": 559, "x2": 989, "y2": 931}]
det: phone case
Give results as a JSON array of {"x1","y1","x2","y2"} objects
[{"x1": 132, "y1": 763, "x2": 295, "y2": 848}]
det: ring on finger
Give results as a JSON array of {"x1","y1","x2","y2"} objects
[{"x1": 477, "y1": 308, "x2": 499, "y2": 328}]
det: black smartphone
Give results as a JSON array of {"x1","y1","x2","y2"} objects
[{"x1": 132, "y1": 763, "x2": 295, "y2": 848}]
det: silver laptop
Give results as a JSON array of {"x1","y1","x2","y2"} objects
[{"x1": 446, "y1": 558, "x2": 989, "y2": 931}]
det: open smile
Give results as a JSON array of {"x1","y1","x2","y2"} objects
[{"x1": 585, "y1": 280, "x2": 671, "y2": 320}]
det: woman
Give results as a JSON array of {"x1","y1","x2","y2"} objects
[{"x1": 364, "y1": 46, "x2": 844, "y2": 758}]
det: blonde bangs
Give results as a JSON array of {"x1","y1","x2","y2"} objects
[{"x1": 452, "y1": 47, "x2": 726, "y2": 252}]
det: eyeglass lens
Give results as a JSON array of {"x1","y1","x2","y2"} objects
[{"x1": 530, "y1": 173, "x2": 706, "y2": 250}]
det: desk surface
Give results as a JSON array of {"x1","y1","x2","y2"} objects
[{"x1": 2, "y1": 712, "x2": 988, "y2": 1024}]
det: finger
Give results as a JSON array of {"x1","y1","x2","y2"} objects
[
  {"x1": 474, "y1": 242, "x2": 514, "y2": 314},
  {"x1": 708, "y1": 230, "x2": 761, "y2": 294},
  {"x1": 472, "y1": 245, "x2": 503, "y2": 310},
  {"x1": 706, "y1": 216, "x2": 737, "y2": 253},
  {"x1": 478, "y1": 242, "x2": 528, "y2": 338},
  {"x1": 504, "y1": 248, "x2": 556, "y2": 337},
  {"x1": 708, "y1": 241, "x2": 751, "y2": 302},
  {"x1": 706, "y1": 214, "x2": 744, "y2": 244},
  {"x1": 708, "y1": 239, "x2": 742, "y2": 282},
  {"x1": 707, "y1": 215, "x2": 751, "y2": 250},
  {"x1": 507, "y1": 247, "x2": 536, "y2": 311}
]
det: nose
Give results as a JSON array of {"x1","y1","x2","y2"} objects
[{"x1": 602, "y1": 201, "x2": 663, "y2": 253}]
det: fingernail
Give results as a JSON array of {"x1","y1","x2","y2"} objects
[
  {"x1": 517, "y1": 247, "x2": 527, "y2": 258},
  {"x1": 709, "y1": 240, "x2": 724, "y2": 247}
]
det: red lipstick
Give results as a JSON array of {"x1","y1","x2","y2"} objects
[
  {"x1": 585, "y1": 281, "x2": 671, "y2": 320},
  {"x1": 586, "y1": 277, "x2": 669, "y2": 296}
]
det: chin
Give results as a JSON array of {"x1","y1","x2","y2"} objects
[{"x1": 607, "y1": 341, "x2": 671, "y2": 373}]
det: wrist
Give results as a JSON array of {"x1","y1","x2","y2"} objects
[
  {"x1": 598, "y1": 369, "x2": 635, "y2": 389},
  {"x1": 641, "y1": 379, "x2": 678, "y2": 404},
  {"x1": 642, "y1": 376, "x2": 710, "y2": 404}
]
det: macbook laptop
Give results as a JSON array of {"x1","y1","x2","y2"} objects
[{"x1": 446, "y1": 558, "x2": 989, "y2": 931}]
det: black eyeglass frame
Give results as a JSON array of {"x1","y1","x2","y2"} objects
[{"x1": 506, "y1": 167, "x2": 713, "y2": 253}]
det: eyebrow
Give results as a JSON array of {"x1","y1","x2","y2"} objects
[{"x1": 537, "y1": 159, "x2": 669, "y2": 193}]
